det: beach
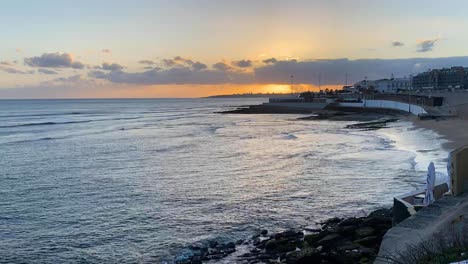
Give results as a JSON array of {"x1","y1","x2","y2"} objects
[{"x1": 409, "y1": 116, "x2": 468, "y2": 151}]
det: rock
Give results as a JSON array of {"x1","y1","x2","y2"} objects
[
  {"x1": 338, "y1": 217, "x2": 364, "y2": 227},
  {"x1": 261, "y1": 229, "x2": 268, "y2": 236},
  {"x1": 354, "y1": 236, "x2": 379, "y2": 247},
  {"x1": 361, "y1": 216, "x2": 391, "y2": 227},
  {"x1": 315, "y1": 233, "x2": 343, "y2": 248},
  {"x1": 304, "y1": 232, "x2": 327, "y2": 246},
  {"x1": 336, "y1": 242, "x2": 361, "y2": 251},
  {"x1": 319, "y1": 217, "x2": 342, "y2": 229},
  {"x1": 208, "y1": 240, "x2": 218, "y2": 248},
  {"x1": 221, "y1": 242, "x2": 236, "y2": 249},
  {"x1": 369, "y1": 208, "x2": 392, "y2": 218},
  {"x1": 354, "y1": 227, "x2": 375, "y2": 237},
  {"x1": 285, "y1": 247, "x2": 320, "y2": 264},
  {"x1": 252, "y1": 237, "x2": 263, "y2": 247},
  {"x1": 265, "y1": 238, "x2": 298, "y2": 253},
  {"x1": 337, "y1": 225, "x2": 358, "y2": 236},
  {"x1": 207, "y1": 253, "x2": 224, "y2": 260},
  {"x1": 358, "y1": 247, "x2": 375, "y2": 256}
]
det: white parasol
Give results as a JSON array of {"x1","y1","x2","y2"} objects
[{"x1": 423, "y1": 162, "x2": 436, "y2": 205}]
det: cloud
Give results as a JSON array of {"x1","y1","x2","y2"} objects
[
  {"x1": 254, "y1": 57, "x2": 468, "y2": 85},
  {"x1": 192, "y1": 61, "x2": 207, "y2": 71},
  {"x1": 417, "y1": 38, "x2": 438, "y2": 52},
  {"x1": 139, "y1": 60, "x2": 155, "y2": 65},
  {"x1": 88, "y1": 65, "x2": 253, "y2": 85},
  {"x1": 213, "y1": 62, "x2": 232, "y2": 71},
  {"x1": 0, "y1": 75, "x2": 107, "y2": 99},
  {"x1": 102, "y1": 49, "x2": 111, "y2": 54},
  {"x1": 162, "y1": 59, "x2": 176, "y2": 67},
  {"x1": 174, "y1": 56, "x2": 194, "y2": 65},
  {"x1": 24, "y1": 52, "x2": 85, "y2": 69},
  {"x1": 392, "y1": 41, "x2": 404, "y2": 47},
  {"x1": 97, "y1": 62, "x2": 124, "y2": 71},
  {"x1": 0, "y1": 65, "x2": 34, "y2": 74},
  {"x1": 38, "y1": 68, "x2": 58, "y2": 75},
  {"x1": 0, "y1": 61, "x2": 14, "y2": 66},
  {"x1": 263, "y1": 58, "x2": 277, "y2": 64},
  {"x1": 232, "y1": 59, "x2": 252, "y2": 68},
  {"x1": 85, "y1": 56, "x2": 468, "y2": 86}
]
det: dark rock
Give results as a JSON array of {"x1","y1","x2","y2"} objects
[
  {"x1": 304, "y1": 232, "x2": 328, "y2": 246},
  {"x1": 354, "y1": 236, "x2": 379, "y2": 247},
  {"x1": 361, "y1": 216, "x2": 391, "y2": 227},
  {"x1": 336, "y1": 241, "x2": 361, "y2": 251},
  {"x1": 252, "y1": 237, "x2": 263, "y2": 247},
  {"x1": 338, "y1": 217, "x2": 364, "y2": 227},
  {"x1": 315, "y1": 233, "x2": 344, "y2": 250},
  {"x1": 223, "y1": 248, "x2": 236, "y2": 254},
  {"x1": 285, "y1": 247, "x2": 320, "y2": 264},
  {"x1": 320, "y1": 217, "x2": 342, "y2": 229},
  {"x1": 261, "y1": 229, "x2": 268, "y2": 236},
  {"x1": 207, "y1": 253, "x2": 224, "y2": 260},
  {"x1": 354, "y1": 227, "x2": 375, "y2": 238},
  {"x1": 258, "y1": 253, "x2": 276, "y2": 260},
  {"x1": 250, "y1": 248, "x2": 261, "y2": 254},
  {"x1": 359, "y1": 247, "x2": 375, "y2": 256},
  {"x1": 221, "y1": 242, "x2": 236, "y2": 249},
  {"x1": 337, "y1": 225, "x2": 358, "y2": 236},
  {"x1": 369, "y1": 208, "x2": 393, "y2": 218},
  {"x1": 208, "y1": 240, "x2": 218, "y2": 248},
  {"x1": 265, "y1": 238, "x2": 298, "y2": 253}
]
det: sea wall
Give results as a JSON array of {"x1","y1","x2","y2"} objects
[
  {"x1": 428, "y1": 91, "x2": 468, "y2": 119},
  {"x1": 262, "y1": 102, "x2": 329, "y2": 109},
  {"x1": 376, "y1": 192, "x2": 468, "y2": 263},
  {"x1": 338, "y1": 100, "x2": 427, "y2": 115}
]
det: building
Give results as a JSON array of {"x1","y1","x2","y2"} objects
[
  {"x1": 342, "y1": 85, "x2": 358, "y2": 93},
  {"x1": 354, "y1": 80, "x2": 376, "y2": 91},
  {"x1": 413, "y1": 67, "x2": 468, "y2": 90},
  {"x1": 354, "y1": 77, "x2": 412, "y2": 93}
]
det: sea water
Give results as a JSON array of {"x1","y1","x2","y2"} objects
[{"x1": 0, "y1": 98, "x2": 449, "y2": 263}]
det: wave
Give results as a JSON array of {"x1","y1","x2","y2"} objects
[
  {"x1": 0, "y1": 116, "x2": 145, "y2": 129},
  {"x1": 0, "y1": 120, "x2": 92, "y2": 128},
  {"x1": 282, "y1": 133, "x2": 298, "y2": 140},
  {"x1": 0, "y1": 112, "x2": 87, "y2": 118}
]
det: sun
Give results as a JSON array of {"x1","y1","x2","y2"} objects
[{"x1": 262, "y1": 84, "x2": 292, "y2": 94}]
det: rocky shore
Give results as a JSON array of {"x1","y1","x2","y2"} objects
[{"x1": 174, "y1": 208, "x2": 393, "y2": 264}]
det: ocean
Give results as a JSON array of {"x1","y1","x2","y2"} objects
[{"x1": 0, "y1": 98, "x2": 449, "y2": 263}]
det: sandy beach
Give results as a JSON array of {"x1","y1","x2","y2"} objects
[{"x1": 409, "y1": 116, "x2": 468, "y2": 151}]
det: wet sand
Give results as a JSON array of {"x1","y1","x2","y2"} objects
[{"x1": 408, "y1": 116, "x2": 468, "y2": 151}]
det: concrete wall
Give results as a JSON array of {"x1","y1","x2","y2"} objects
[
  {"x1": 338, "y1": 99, "x2": 427, "y2": 115},
  {"x1": 427, "y1": 91, "x2": 468, "y2": 118},
  {"x1": 263, "y1": 102, "x2": 328, "y2": 109}
]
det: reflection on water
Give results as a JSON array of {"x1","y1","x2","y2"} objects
[{"x1": 0, "y1": 99, "x2": 448, "y2": 263}]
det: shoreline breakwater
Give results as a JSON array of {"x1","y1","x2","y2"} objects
[{"x1": 174, "y1": 208, "x2": 393, "y2": 264}]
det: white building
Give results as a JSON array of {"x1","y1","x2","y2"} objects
[{"x1": 356, "y1": 77, "x2": 412, "y2": 93}]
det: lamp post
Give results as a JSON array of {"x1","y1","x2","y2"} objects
[{"x1": 290, "y1": 75, "x2": 294, "y2": 94}]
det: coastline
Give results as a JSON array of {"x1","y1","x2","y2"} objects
[
  {"x1": 175, "y1": 111, "x2": 453, "y2": 264},
  {"x1": 407, "y1": 116, "x2": 468, "y2": 151}
]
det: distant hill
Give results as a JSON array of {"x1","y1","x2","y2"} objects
[{"x1": 205, "y1": 93, "x2": 296, "y2": 98}]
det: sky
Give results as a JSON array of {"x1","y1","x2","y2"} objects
[{"x1": 2, "y1": 0, "x2": 468, "y2": 98}]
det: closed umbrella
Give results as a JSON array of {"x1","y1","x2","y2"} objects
[{"x1": 424, "y1": 162, "x2": 436, "y2": 205}]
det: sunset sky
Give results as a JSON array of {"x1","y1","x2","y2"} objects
[{"x1": 2, "y1": 0, "x2": 468, "y2": 98}]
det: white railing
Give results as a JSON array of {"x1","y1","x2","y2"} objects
[{"x1": 338, "y1": 99, "x2": 427, "y2": 115}]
